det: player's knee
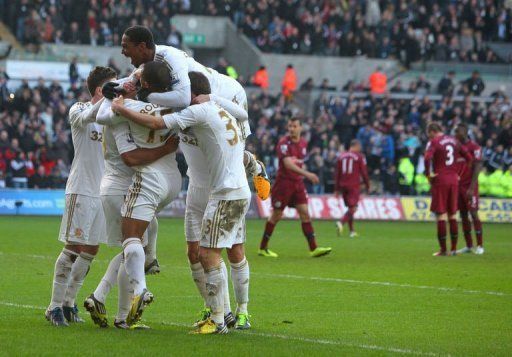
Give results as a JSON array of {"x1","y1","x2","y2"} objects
[
  {"x1": 80, "y1": 245, "x2": 99, "y2": 256},
  {"x1": 470, "y1": 210, "x2": 480, "y2": 221},
  {"x1": 298, "y1": 211, "x2": 310, "y2": 222},
  {"x1": 187, "y1": 242, "x2": 200, "y2": 264},
  {"x1": 270, "y1": 210, "x2": 283, "y2": 223},
  {"x1": 227, "y1": 244, "x2": 245, "y2": 264}
]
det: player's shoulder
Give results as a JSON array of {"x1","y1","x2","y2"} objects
[
  {"x1": 155, "y1": 44, "x2": 186, "y2": 59},
  {"x1": 277, "y1": 135, "x2": 289, "y2": 145},
  {"x1": 69, "y1": 101, "x2": 90, "y2": 115}
]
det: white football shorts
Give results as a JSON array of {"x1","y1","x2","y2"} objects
[
  {"x1": 200, "y1": 198, "x2": 249, "y2": 249},
  {"x1": 185, "y1": 185, "x2": 210, "y2": 242},
  {"x1": 121, "y1": 170, "x2": 181, "y2": 222},
  {"x1": 59, "y1": 194, "x2": 106, "y2": 246}
]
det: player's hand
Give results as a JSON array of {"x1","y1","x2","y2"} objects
[
  {"x1": 163, "y1": 134, "x2": 180, "y2": 154},
  {"x1": 122, "y1": 82, "x2": 137, "y2": 93},
  {"x1": 111, "y1": 95, "x2": 125, "y2": 113},
  {"x1": 307, "y1": 173, "x2": 320, "y2": 184},
  {"x1": 192, "y1": 94, "x2": 211, "y2": 105}
]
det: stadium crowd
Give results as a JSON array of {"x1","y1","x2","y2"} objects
[
  {"x1": 1, "y1": 65, "x2": 511, "y2": 196},
  {"x1": 4, "y1": 0, "x2": 510, "y2": 64}
]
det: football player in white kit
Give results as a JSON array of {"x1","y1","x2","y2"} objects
[
  {"x1": 83, "y1": 106, "x2": 179, "y2": 329},
  {"x1": 97, "y1": 61, "x2": 182, "y2": 325},
  {"x1": 112, "y1": 71, "x2": 252, "y2": 334},
  {"x1": 45, "y1": 67, "x2": 116, "y2": 326}
]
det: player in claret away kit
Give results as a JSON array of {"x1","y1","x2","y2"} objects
[
  {"x1": 258, "y1": 117, "x2": 332, "y2": 258},
  {"x1": 455, "y1": 123, "x2": 484, "y2": 255},
  {"x1": 424, "y1": 122, "x2": 473, "y2": 256},
  {"x1": 334, "y1": 139, "x2": 370, "y2": 238}
]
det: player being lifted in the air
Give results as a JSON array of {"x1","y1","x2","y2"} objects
[
  {"x1": 424, "y1": 122, "x2": 473, "y2": 256},
  {"x1": 45, "y1": 66, "x2": 116, "y2": 326},
  {"x1": 112, "y1": 71, "x2": 252, "y2": 334},
  {"x1": 454, "y1": 123, "x2": 484, "y2": 255},
  {"x1": 334, "y1": 139, "x2": 370, "y2": 238},
  {"x1": 258, "y1": 117, "x2": 332, "y2": 258},
  {"x1": 117, "y1": 25, "x2": 270, "y2": 200}
]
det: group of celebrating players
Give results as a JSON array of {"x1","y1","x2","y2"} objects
[
  {"x1": 45, "y1": 25, "x2": 271, "y2": 334},
  {"x1": 44, "y1": 24, "x2": 484, "y2": 335}
]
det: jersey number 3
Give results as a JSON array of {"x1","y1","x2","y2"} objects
[{"x1": 445, "y1": 144, "x2": 454, "y2": 166}]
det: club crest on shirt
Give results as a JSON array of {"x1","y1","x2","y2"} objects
[
  {"x1": 274, "y1": 201, "x2": 282, "y2": 208},
  {"x1": 280, "y1": 145, "x2": 288, "y2": 154},
  {"x1": 75, "y1": 228, "x2": 83, "y2": 238}
]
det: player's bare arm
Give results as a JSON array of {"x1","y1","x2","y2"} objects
[
  {"x1": 112, "y1": 96, "x2": 166, "y2": 130},
  {"x1": 121, "y1": 135, "x2": 179, "y2": 167},
  {"x1": 283, "y1": 157, "x2": 319, "y2": 184}
]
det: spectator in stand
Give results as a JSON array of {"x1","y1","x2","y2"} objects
[
  {"x1": 299, "y1": 78, "x2": 314, "y2": 91},
  {"x1": 252, "y1": 65, "x2": 269, "y2": 90},
  {"x1": 30, "y1": 165, "x2": 51, "y2": 189},
  {"x1": 464, "y1": 70, "x2": 485, "y2": 96},
  {"x1": 215, "y1": 57, "x2": 228, "y2": 76},
  {"x1": 437, "y1": 71, "x2": 456, "y2": 97},
  {"x1": 369, "y1": 67, "x2": 387, "y2": 95},
  {"x1": 10, "y1": 151, "x2": 28, "y2": 188},
  {"x1": 69, "y1": 57, "x2": 79, "y2": 86},
  {"x1": 281, "y1": 64, "x2": 297, "y2": 101}
]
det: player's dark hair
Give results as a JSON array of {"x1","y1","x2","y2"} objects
[
  {"x1": 427, "y1": 122, "x2": 443, "y2": 133},
  {"x1": 288, "y1": 117, "x2": 302, "y2": 125},
  {"x1": 189, "y1": 71, "x2": 211, "y2": 95},
  {"x1": 141, "y1": 61, "x2": 171, "y2": 92},
  {"x1": 456, "y1": 122, "x2": 468, "y2": 132},
  {"x1": 350, "y1": 139, "x2": 360, "y2": 147},
  {"x1": 124, "y1": 25, "x2": 155, "y2": 50},
  {"x1": 87, "y1": 66, "x2": 117, "y2": 96}
]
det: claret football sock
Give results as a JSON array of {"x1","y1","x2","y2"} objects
[
  {"x1": 230, "y1": 258, "x2": 249, "y2": 315},
  {"x1": 63, "y1": 252, "x2": 95, "y2": 307},
  {"x1": 437, "y1": 220, "x2": 447, "y2": 252},
  {"x1": 123, "y1": 238, "x2": 146, "y2": 296},
  {"x1": 94, "y1": 253, "x2": 122, "y2": 304},
  {"x1": 449, "y1": 219, "x2": 458, "y2": 251},
  {"x1": 473, "y1": 218, "x2": 483, "y2": 246},
  {"x1": 301, "y1": 222, "x2": 317, "y2": 251},
  {"x1": 260, "y1": 221, "x2": 275, "y2": 250},
  {"x1": 49, "y1": 248, "x2": 77, "y2": 310},
  {"x1": 460, "y1": 214, "x2": 473, "y2": 248}
]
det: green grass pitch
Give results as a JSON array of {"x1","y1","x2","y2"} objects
[{"x1": 0, "y1": 216, "x2": 511, "y2": 356}]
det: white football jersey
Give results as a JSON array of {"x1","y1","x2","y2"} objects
[
  {"x1": 163, "y1": 101, "x2": 249, "y2": 199},
  {"x1": 178, "y1": 129, "x2": 210, "y2": 188},
  {"x1": 65, "y1": 101, "x2": 105, "y2": 197},
  {"x1": 100, "y1": 123, "x2": 135, "y2": 196},
  {"x1": 153, "y1": 45, "x2": 251, "y2": 137},
  {"x1": 154, "y1": 45, "x2": 191, "y2": 92},
  {"x1": 99, "y1": 99, "x2": 178, "y2": 174}
]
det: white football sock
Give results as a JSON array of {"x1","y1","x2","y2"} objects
[
  {"x1": 63, "y1": 252, "x2": 95, "y2": 307},
  {"x1": 145, "y1": 218, "x2": 158, "y2": 263},
  {"x1": 123, "y1": 238, "x2": 146, "y2": 296},
  {"x1": 49, "y1": 248, "x2": 77, "y2": 310},
  {"x1": 190, "y1": 262, "x2": 208, "y2": 306},
  {"x1": 93, "y1": 253, "x2": 122, "y2": 304},
  {"x1": 230, "y1": 257, "x2": 250, "y2": 314},
  {"x1": 220, "y1": 259, "x2": 232, "y2": 314},
  {"x1": 204, "y1": 265, "x2": 225, "y2": 325},
  {"x1": 116, "y1": 259, "x2": 133, "y2": 322}
]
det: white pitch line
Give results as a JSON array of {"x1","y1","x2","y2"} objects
[
  {"x1": 1, "y1": 251, "x2": 509, "y2": 297},
  {"x1": 161, "y1": 321, "x2": 441, "y2": 356},
  {"x1": 256, "y1": 272, "x2": 509, "y2": 297},
  {"x1": 1, "y1": 301, "x2": 443, "y2": 356}
]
